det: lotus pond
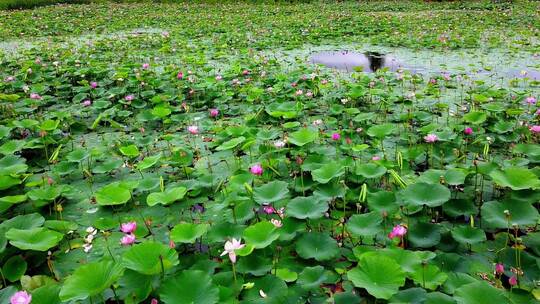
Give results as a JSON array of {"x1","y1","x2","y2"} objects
[{"x1": 0, "y1": 1, "x2": 540, "y2": 303}]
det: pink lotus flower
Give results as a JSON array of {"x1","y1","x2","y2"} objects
[
  {"x1": 242, "y1": 70, "x2": 250, "y2": 75},
  {"x1": 10, "y1": 291, "x2": 31, "y2": 304},
  {"x1": 305, "y1": 91, "x2": 313, "y2": 98},
  {"x1": 424, "y1": 134, "x2": 438, "y2": 143},
  {"x1": 125, "y1": 95, "x2": 134, "y2": 101},
  {"x1": 530, "y1": 125, "x2": 540, "y2": 133},
  {"x1": 177, "y1": 72, "x2": 184, "y2": 80},
  {"x1": 6, "y1": 76, "x2": 15, "y2": 82},
  {"x1": 121, "y1": 233, "x2": 136, "y2": 246},
  {"x1": 220, "y1": 238, "x2": 245, "y2": 263},
  {"x1": 161, "y1": 31, "x2": 169, "y2": 38},
  {"x1": 151, "y1": 299, "x2": 158, "y2": 304},
  {"x1": 120, "y1": 221, "x2": 137, "y2": 233},
  {"x1": 274, "y1": 140, "x2": 286, "y2": 148},
  {"x1": 321, "y1": 79, "x2": 328, "y2": 85},
  {"x1": 509, "y1": 275, "x2": 518, "y2": 286},
  {"x1": 187, "y1": 125, "x2": 199, "y2": 134},
  {"x1": 525, "y1": 96, "x2": 537, "y2": 105},
  {"x1": 90, "y1": 81, "x2": 98, "y2": 89},
  {"x1": 464, "y1": 127, "x2": 473, "y2": 135},
  {"x1": 250, "y1": 164, "x2": 263, "y2": 176},
  {"x1": 372, "y1": 156, "x2": 381, "y2": 161},
  {"x1": 209, "y1": 108, "x2": 219, "y2": 117},
  {"x1": 388, "y1": 224, "x2": 407, "y2": 239},
  {"x1": 263, "y1": 205, "x2": 275, "y2": 214},
  {"x1": 30, "y1": 93, "x2": 41, "y2": 100},
  {"x1": 82, "y1": 100, "x2": 92, "y2": 107},
  {"x1": 142, "y1": 63, "x2": 150, "y2": 69},
  {"x1": 215, "y1": 75, "x2": 222, "y2": 81},
  {"x1": 495, "y1": 263, "x2": 504, "y2": 275},
  {"x1": 295, "y1": 90, "x2": 303, "y2": 96},
  {"x1": 331, "y1": 133, "x2": 341, "y2": 141},
  {"x1": 429, "y1": 78, "x2": 437, "y2": 85}
]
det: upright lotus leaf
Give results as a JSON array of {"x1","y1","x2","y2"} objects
[
  {"x1": 243, "y1": 221, "x2": 280, "y2": 249},
  {"x1": 215, "y1": 136, "x2": 245, "y2": 151},
  {"x1": 296, "y1": 232, "x2": 339, "y2": 261},
  {"x1": 410, "y1": 264, "x2": 448, "y2": 290},
  {"x1": 408, "y1": 222, "x2": 441, "y2": 248},
  {"x1": 489, "y1": 167, "x2": 540, "y2": 190},
  {"x1": 348, "y1": 253, "x2": 406, "y2": 299},
  {"x1": 401, "y1": 183, "x2": 451, "y2": 207},
  {"x1": 355, "y1": 163, "x2": 387, "y2": 179},
  {"x1": 122, "y1": 241, "x2": 179, "y2": 275},
  {"x1": 119, "y1": 144, "x2": 140, "y2": 158},
  {"x1": 95, "y1": 182, "x2": 131, "y2": 206},
  {"x1": 6, "y1": 228, "x2": 63, "y2": 251},
  {"x1": 0, "y1": 155, "x2": 28, "y2": 175},
  {"x1": 159, "y1": 270, "x2": 218, "y2": 304},
  {"x1": 288, "y1": 128, "x2": 318, "y2": 146},
  {"x1": 253, "y1": 181, "x2": 289, "y2": 204},
  {"x1": 451, "y1": 226, "x2": 486, "y2": 245},
  {"x1": 297, "y1": 266, "x2": 327, "y2": 290},
  {"x1": 463, "y1": 111, "x2": 487, "y2": 124},
  {"x1": 39, "y1": 120, "x2": 59, "y2": 131},
  {"x1": 311, "y1": 162, "x2": 345, "y2": 184},
  {"x1": 146, "y1": 186, "x2": 187, "y2": 206},
  {"x1": 454, "y1": 281, "x2": 508, "y2": 304},
  {"x1": 170, "y1": 222, "x2": 209, "y2": 243},
  {"x1": 66, "y1": 148, "x2": 90, "y2": 163},
  {"x1": 346, "y1": 212, "x2": 383, "y2": 237},
  {"x1": 136, "y1": 153, "x2": 162, "y2": 170},
  {"x1": 286, "y1": 196, "x2": 328, "y2": 219},
  {"x1": 366, "y1": 123, "x2": 396, "y2": 139},
  {"x1": 59, "y1": 260, "x2": 124, "y2": 302},
  {"x1": 2, "y1": 255, "x2": 27, "y2": 282},
  {"x1": 481, "y1": 199, "x2": 539, "y2": 228}
]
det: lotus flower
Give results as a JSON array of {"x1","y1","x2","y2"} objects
[
  {"x1": 388, "y1": 224, "x2": 407, "y2": 239},
  {"x1": 209, "y1": 108, "x2": 219, "y2": 117},
  {"x1": 90, "y1": 81, "x2": 98, "y2": 88},
  {"x1": 125, "y1": 95, "x2": 134, "y2": 102},
  {"x1": 82, "y1": 100, "x2": 92, "y2": 107},
  {"x1": 529, "y1": 125, "x2": 540, "y2": 133},
  {"x1": 464, "y1": 127, "x2": 473, "y2": 135},
  {"x1": 250, "y1": 164, "x2": 263, "y2": 175},
  {"x1": 187, "y1": 125, "x2": 199, "y2": 134},
  {"x1": 120, "y1": 221, "x2": 137, "y2": 234},
  {"x1": 495, "y1": 263, "x2": 504, "y2": 275},
  {"x1": 30, "y1": 93, "x2": 41, "y2": 100},
  {"x1": 142, "y1": 63, "x2": 150, "y2": 69},
  {"x1": 525, "y1": 96, "x2": 537, "y2": 105},
  {"x1": 372, "y1": 156, "x2": 381, "y2": 161},
  {"x1": 121, "y1": 233, "x2": 136, "y2": 246},
  {"x1": 331, "y1": 133, "x2": 341, "y2": 141},
  {"x1": 262, "y1": 205, "x2": 275, "y2": 214},
  {"x1": 215, "y1": 75, "x2": 222, "y2": 81},
  {"x1": 509, "y1": 275, "x2": 518, "y2": 286},
  {"x1": 270, "y1": 218, "x2": 282, "y2": 228},
  {"x1": 177, "y1": 71, "x2": 184, "y2": 79},
  {"x1": 424, "y1": 134, "x2": 438, "y2": 143},
  {"x1": 220, "y1": 238, "x2": 245, "y2": 263},
  {"x1": 274, "y1": 140, "x2": 286, "y2": 148},
  {"x1": 10, "y1": 291, "x2": 31, "y2": 304}
]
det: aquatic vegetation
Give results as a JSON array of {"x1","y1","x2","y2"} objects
[{"x1": 0, "y1": 0, "x2": 539, "y2": 303}]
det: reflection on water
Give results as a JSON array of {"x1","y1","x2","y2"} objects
[{"x1": 310, "y1": 50, "x2": 404, "y2": 72}]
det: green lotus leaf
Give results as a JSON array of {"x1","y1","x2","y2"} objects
[
  {"x1": 59, "y1": 260, "x2": 124, "y2": 302},
  {"x1": 253, "y1": 181, "x2": 289, "y2": 204},
  {"x1": 215, "y1": 136, "x2": 246, "y2": 151},
  {"x1": 95, "y1": 182, "x2": 131, "y2": 206},
  {"x1": 346, "y1": 212, "x2": 383, "y2": 237},
  {"x1": 6, "y1": 227, "x2": 63, "y2": 251},
  {"x1": 401, "y1": 183, "x2": 451, "y2": 207},
  {"x1": 159, "y1": 270, "x2": 218, "y2": 304},
  {"x1": 274, "y1": 268, "x2": 298, "y2": 282},
  {"x1": 408, "y1": 222, "x2": 441, "y2": 248},
  {"x1": 481, "y1": 199, "x2": 539, "y2": 228},
  {"x1": 463, "y1": 111, "x2": 487, "y2": 124},
  {"x1": 311, "y1": 162, "x2": 345, "y2": 184},
  {"x1": 454, "y1": 281, "x2": 508, "y2": 304},
  {"x1": 122, "y1": 241, "x2": 179, "y2": 275},
  {"x1": 288, "y1": 128, "x2": 318, "y2": 146},
  {"x1": 66, "y1": 148, "x2": 90, "y2": 162},
  {"x1": 0, "y1": 195, "x2": 27, "y2": 213},
  {"x1": 366, "y1": 123, "x2": 396, "y2": 139},
  {"x1": 119, "y1": 144, "x2": 140, "y2": 158},
  {"x1": 296, "y1": 232, "x2": 339, "y2": 261},
  {"x1": 2, "y1": 255, "x2": 27, "y2": 282},
  {"x1": 489, "y1": 167, "x2": 540, "y2": 190},
  {"x1": 286, "y1": 196, "x2": 328, "y2": 219},
  {"x1": 0, "y1": 155, "x2": 27, "y2": 175},
  {"x1": 297, "y1": 266, "x2": 327, "y2": 290},
  {"x1": 410, "y1": 264, "x2": 448, "y2": 290},
  {"x1": 450, "y1": 226, "x2": 486, "y2": 245},
  {"x1": 27, "y1": 186, "x2": 63, "y2": 201},
  {"x1": 136, "y1": 153, "x2": 162, "y2": 170},
  {"x1": 146, "y1": 186, "x2": 187, "y2": 206},
  {"x1": 170, "y1": 222, "x2": 209, "y2": 243},
  {"x1": 243, "y1": 221, "x2": 280, "y2": 249},
  {"x1": 356, "y1": 163, "x2": 387, "y2": 179},
  {"x1": 348, "y1": 253, "x2": 406, "y2": 299}
]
